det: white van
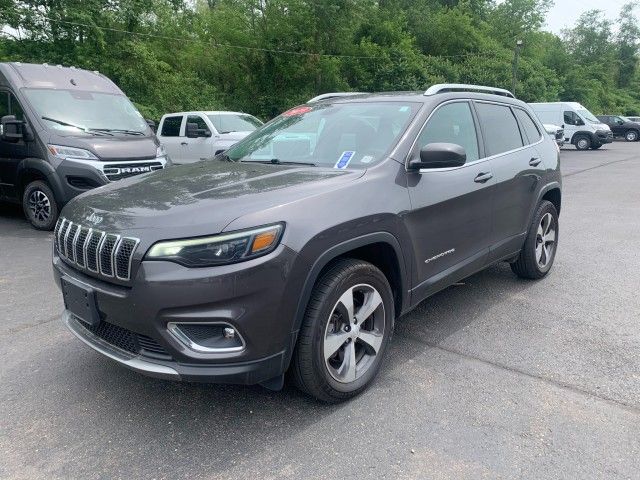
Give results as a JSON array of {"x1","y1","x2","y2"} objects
[
  {"x1": 157, "y1": 111, "x2": 262, "y2": 164},
  {"x1": 529, "y1": 102, "x2": 612, "y2": 150}
]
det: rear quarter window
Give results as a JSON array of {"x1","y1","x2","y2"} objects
[
  {"x1": 161, "y1": 116, "x2": 182, "y2": 137},
  {"x1": 475, "y1": 103, "x2": 523, "y2": 156},
  {"x1": 514, "y1": 108, "x2": 542, "y2": 145}
]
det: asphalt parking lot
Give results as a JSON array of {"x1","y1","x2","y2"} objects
[{"x1": 1, "y1": 141, "x2": 639, "y2": 480}]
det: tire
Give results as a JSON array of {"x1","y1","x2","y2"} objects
[
  {"x1": 22, "y1": 180, "x2": 59, "y2": 230},
  {"x1": 291, "y1": 258, "x2": 394, "y2": 403},
  {"x1": 625, "y1": 130, "x2": 639, "y2": 142},
  {"x1": 574, "y1": 135, "x2": 591, "y2": 151},
  {"x1": 511, "y1": 200, "x2": 559, "y2": 280}
]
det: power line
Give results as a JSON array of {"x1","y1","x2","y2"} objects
[{"x1": 20, "y1": 14, "x2": 500, "y2": 62}]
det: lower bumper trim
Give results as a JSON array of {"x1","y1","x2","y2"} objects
[{"x1": 63, "y1": 310, "x2": 181, "y2": 380}]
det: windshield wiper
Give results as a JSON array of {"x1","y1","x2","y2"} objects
[
  {"x1": 41, "y1": 116, "x2": 112, "y2": 136},
  {"x1": 245, "y1": 159, "x2": 316, "y2": 167},
  {"x1": 91, "y1": 128, "x2": 145, "y2": 136}
]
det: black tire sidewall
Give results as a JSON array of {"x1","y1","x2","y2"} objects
[
  {"x1": 307, "y1": 262, "x2": 394, "y2": 397},
  {"x1": 528, "y1": 202, "x2": 559, "y2": 275},
  {"x1": 22, "y1": 180, "x2": 58, "y2": 230}
]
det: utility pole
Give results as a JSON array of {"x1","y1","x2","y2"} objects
[{"x1": 512, "y1": 40, "x2": 523, "y2": 95}]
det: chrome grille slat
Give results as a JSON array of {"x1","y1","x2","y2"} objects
[
  {"x1": 63, "y1": 222, "x2": 76, "y2": 259},
  {"x1": 55, "y1": 217, "x2": 138, "y2": 281},
  {"x1": 74, "y1": 227, "x2": 90, "y2": 268}
]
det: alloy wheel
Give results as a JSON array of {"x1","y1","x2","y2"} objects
[
  {"x1": 535, "y1": 212, "x2": 556, "y2": 268},
  {"x1": 323, "y1": 284, "x2": 385, "y2": 383},
  {"x1": 626, "y1": 131, "x2": 638, "y2": 142},
  {"x1": 28, "y1": 189, "x2": 51, "y2": 223}
]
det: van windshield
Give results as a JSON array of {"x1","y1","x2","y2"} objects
[
  {"x1": 224, "y1": 102, "x2": 419, "y2": 168},
  {"x1": 576, "y1": 109, "x2": 600, "y2": 124},
  {"x1": 23, "y1": 88, "x2": 148, "y2": 134}
]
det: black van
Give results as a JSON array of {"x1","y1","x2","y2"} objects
[{"x1": 0, "y1": 62, "x2": 170, "y2": 229}]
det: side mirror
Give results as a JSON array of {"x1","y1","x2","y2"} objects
[
  {"x1": 185, "y1": 122, "x2": 211, "y2": 138},
  {"x1": 145, "y1": 119, "x2": 156, "y2": 132},
  {"x1": 575, "y1": 118, "x2": 585, "y2": 126},
  {"x1": 409, "y1": 143, "x2": 467, "y2": 170},
  {"x1": 1, "y1": 115, "x2": 24, "y2": 143}
]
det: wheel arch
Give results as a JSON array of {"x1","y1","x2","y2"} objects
[
  {"x1": 16, "y1": 158, "x2": 65, "y2": 204},
  {"x1": 292, "y1": 232, "x2": 409, "y2": 336}
]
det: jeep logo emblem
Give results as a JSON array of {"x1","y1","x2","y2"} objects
[{"x1": 86, "y1": 213, "x2": 103, "y2": 225}]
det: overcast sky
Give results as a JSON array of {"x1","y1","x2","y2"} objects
[{"x1": 544, "y1": 0, "x2": 631, "y2": 34}]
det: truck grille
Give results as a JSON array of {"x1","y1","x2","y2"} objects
[
  {"x1": 103, "y1": 161, "x2": 164, "y2": 181},
  {"x1": 55, "y1": 217, "x2": 140, "y2": 281}
]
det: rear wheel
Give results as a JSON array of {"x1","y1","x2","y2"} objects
[
  {"x1": 511, "y1": 200, "x2": 559, "y2": 280},
  {"x1": 22, "y1": 180, "x2": 59, "y2": 230},
  {"x1": 574, "y1": 135, "x2": 591, "y2": 151},
  {"x1": 625, "y1": 130, "x2": 638, "y2": 142},
  {"x1": 291, "y1": 258, "x2": 394, "y2": 403}
]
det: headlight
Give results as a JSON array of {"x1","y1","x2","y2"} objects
[
  {"x1": 48, "y1": 144, "x2": 98, "y2": 160},
  {"x1": 156, "y1": 145, "x2": 167, "y2": 158},
  {"x1": 146, "y1": 223, "x2": 284, "y2": 267}
]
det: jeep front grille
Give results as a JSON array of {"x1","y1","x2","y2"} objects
[{"x1": 55, "y1": 217, "x2": 139, "y2": 281}]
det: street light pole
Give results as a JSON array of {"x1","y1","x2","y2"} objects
[{"x1": 512, "y1": 39, "x2": 523, "y2": 95}]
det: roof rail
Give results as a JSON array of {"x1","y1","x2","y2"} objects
[
  {"x1": 308, "y1": 92, "x2": 368, "y2": 103},
  {"x1": 424, "y1": 83, "x2": 515, "y2": 98}
]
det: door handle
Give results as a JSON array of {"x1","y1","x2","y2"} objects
[
  {"x1": 529, "y1": 157, "x2": 542, "y2": 167},
  {"x1": 474, "y1": 172, "x2": 493, "y2": 183},
  {"x1": 180, "y1": 142, "x2": 188, "y2": 146}
]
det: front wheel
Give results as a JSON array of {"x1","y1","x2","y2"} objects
[
  {"x1": 511, "y1": 200, "x2": 559, "y2": 280},
  {"x1": 291, "y1": 258, "x2": 394, "y2": 402},
  {"x1": 22, "y1": 180, "x2": 59, "y2": 230},
  {"x1": 625, "y1": 130, "x2": 639, "y2": 142},
  {"x1": 574, "y1": 135, "x2": 591, "y2": 151}
]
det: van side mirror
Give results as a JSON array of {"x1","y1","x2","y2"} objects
[
  {"x1": 575, "y1": 118, "x2": 585, "y2": 126},
  {"x1": 145, "y1": 119, "x2": 156, "y2": 132},
  {"x1": 185, "y1": 122, "x2": 212, "y2": 138},
  {"x1": 1, "y1": 115, "x2": 24, "y2": 143},
  {"x1": 409, "y1": 143, "x2": 467, "y2": 170}
]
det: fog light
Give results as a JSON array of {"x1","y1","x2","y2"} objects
[
  {"x1": 167, "y1": 322, "x2": 245, "y2": 353},
  {"x1": 223, "y1": 327, "x2": 236, "y2": 339}
]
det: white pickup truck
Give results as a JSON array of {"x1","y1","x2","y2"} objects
[{"x1": 157, "y1": 111, "x2": 262, "y2": 164}]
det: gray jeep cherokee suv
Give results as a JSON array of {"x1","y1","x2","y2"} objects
[{"x1": 52, "y1": 84, "x2": 561, "y2": 402}]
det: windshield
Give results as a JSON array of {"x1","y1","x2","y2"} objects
[
  {"x1": 224, "y1": 102, "x2": 419, "y2": 168},
  {"x1": 577, "y1": 109, "x2": 600, "y2": 124},
  {"x1": 23, "y1": 88, "x2": 148, "y2": 134},
  {"x1": 207, "y1": 114, "x2": 263, "y2": 134}
]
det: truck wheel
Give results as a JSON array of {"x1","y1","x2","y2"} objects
[
  {"x1": 625, "y1": 130, "x2": 638, "y2": 142},
  {"x1": 291, "y1": 258, "x2": 394, "y2": 403},
  {"x1": 574, "y1": 135, "x2": 591, "y2": 151},
  {"x1": 22, "y1": 180, "x2": 59, "y2": 231},
  {"x1": 511, "y1": 200, "x2": 559, "y2": 280}
]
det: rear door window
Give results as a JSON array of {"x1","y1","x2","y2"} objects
[
  {"x1": 161, "y1": 116, "x2": 182, "y2": 137},
  {"x1": 475, "y1": 103, "x2": 523, "y2": 156},
  {"x1": 514, "y1": 108, "x2": 542, "y2": 145},
  {"x1": 416, "y1": 101, "x2": 479, "y2": 162}
]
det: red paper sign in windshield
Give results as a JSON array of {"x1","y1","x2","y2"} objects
[{"x1": 282, "y1": 106, "x2": 313, "y2": 117}]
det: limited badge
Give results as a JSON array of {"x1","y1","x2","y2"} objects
[{"x1": 335, "y1": 151, "x2": 355, "y2": 169}]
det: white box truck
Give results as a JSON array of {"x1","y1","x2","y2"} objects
[{"x1": 530, "y1": 102, "x2": 613, "y2": 150}]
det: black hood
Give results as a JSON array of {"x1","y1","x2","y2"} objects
[{"x1": 62, "y1": 160, "x2": 363, "y2": 240}]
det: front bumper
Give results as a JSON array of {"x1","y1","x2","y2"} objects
[
  {"x1": 595, "y1": 130, "x2": 613, "y2": 145},
  {"x1": 54, "y1": 244, "x2": 299, "y2": 385},
  {"x1": 63, "y1": 311, "x2": 287, "y2": 384}
]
